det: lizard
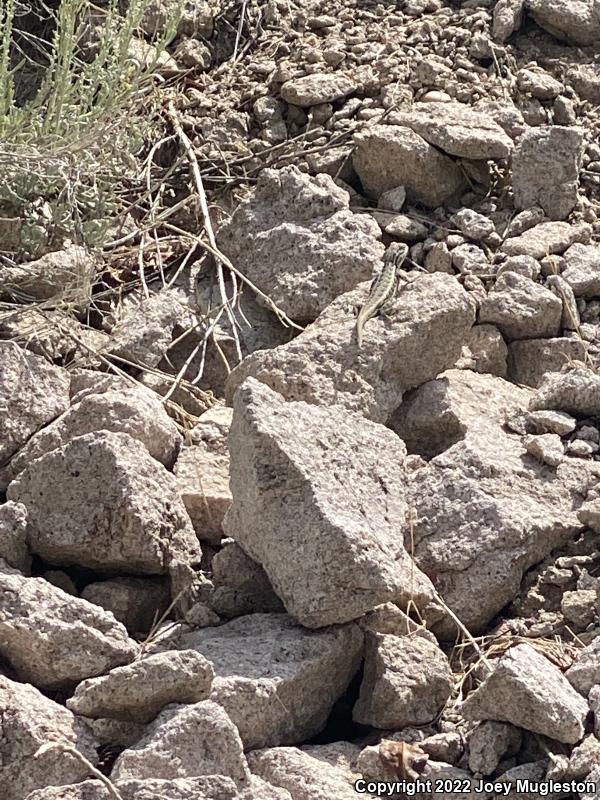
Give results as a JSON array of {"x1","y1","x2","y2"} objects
[{"x1": 355, "y1": 242, "x2": 409, "y2": 347}]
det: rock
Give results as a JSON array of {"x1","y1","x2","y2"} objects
[
  {"x1": 501, "y1": 221, "x2": 591, "y2": 259},
  {"x1": 8, "y1": 431, "x2": 201, "y2": 577},
  {"x1": 0, "y1": 343, "x2": 70, "y2": 473},
  {"x1": 467, "y1": 721, "x2": 521, "y2": 776},
  {"x1": 83, "y1": 718, "x2": 145, "y2": 749},
  {"x1": 524, "y1": 433, "x2": 564, "y2": 467},
  {"x1": 281, "y1": 73, "x2": 355, "y2": 106},
  {"x1": 567, "y1": 64, "x2": 600, "y2": 104},
  {"x1": 0, "y1": 501, "x2": 30, "y2": 573},
  {"x1": 451, "y1": 209, "x2": 496, "y2": 242},
  {"x1": 216, "y1": 166, "x2": 383, "y2": 320},
  {"x1": 517, "y1": 68, "x2": 564, "y2": 100},
  {"x1": 0, "y1": 243, "x2": 99, "y2": 303},
  {"x1": 507, "y1": 338, "x2": 587, "y2": 387},
  {"x1": 353, "y1": 125, "x2": 467, "y2": 207},
  {"x1": 8, "y1": 387, "x2": 181, "y2": 482},
  {"x1": 479, "y1": 272, "x2": 562, "y2": 341},
  {"x1": 492, "y1": 0, "x2": 525, "y2": 41},
  {"x1": 388, "y1": 103, "x2": 514, "y2": 159},
  {"x1": 224, "y1": 379, "x2": 434, "y2": 627},
  {"x1": 512, "y1": 127, "x2": 583, "y2": 220},
  {"x1": 497, "y1": 256, "x2": 541, "y2": 281},
  {"x1": 390, "y1": 370, "x2": 599, "y2": 632},
  {"x1": 566, "y1": 635, "x2": 600, "y2": 697},
  {"x1": 562, "y1": 243, "x2": 600, "y2": 297},
  {"x1": 382, "y1": 214, "x2": 429, "y2": 241},
  {"x1": 81, "y1": 577, "x2": 171, "y2": 635},
  {"x1": 464, "y1": 324, "x2": 508, "y2": 377},
  {"x1": 562, "y1": 589, "x2": 596, "y2": 630},
  {"x1": 505, "y1": 207, "x2": 547, "y2": 238},
  {"x1": 452, "y1": 243, "x2": 490, "y2": 276},
  {"x1": 377, "y1": 185, "x2": 406, "y2": 211},
  {"x1": 210, "y1": 541, "x2": 284, "y2": 618},
  {"x1": 353, "y1": 633, "x2": 454, "y2": 728},
  {"x1": 108, "y1": 286, "x2": 194, "y2": 369},
  {"x1": 110, "y1": 700, "x2": 249, "y2": 783},
  {"x1": 546, "y1": 273, "x2": 581, "y2": 331},
  {"x1": 0, "y1": 675, "x2": 98, "y2": 800},
  {"x1": 225, "y1": 273, "x2": 475, "y2": 423},
  {"x1": 25, "y1": 777, "x2": 243, "y2": 800},
  {"x1": 425, "y1": 242, "x2": 454, "y2": 273},
  {"x1": 174, "y1": 407, "x2": 232, "y2": 545},
  {"x1": 530, "y1": 367, "x2": 600, "y2": 416},
  {"x1": 154, "y1": 613, "x2": 363, "y2": 749},
  {"x1": 248, "y1": 743, "x2": 373, "y2": 800},
  {"x1": 67, "y1": 650, "x2": 214, "y2": 723},
  {"x1": 0, "y1": 568, "x2": 138, "y2": 689},
  {"x1": 462, "y1": 644, "x2": 587, "y2": 744},
  {"x1": 525, "y1": 409, "x2": 577, "y2": 436},
  {"x1": 527, "y1": 0, "x2": 600, "y2": 46}
]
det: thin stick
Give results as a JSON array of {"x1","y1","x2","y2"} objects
[{"x1": 34, "y1": 742, "x2": 124, "y2": 800}]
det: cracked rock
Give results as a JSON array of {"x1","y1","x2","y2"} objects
[
  {"x1": 462, "y1": 643, "x2": 587, "y2": 744},
  {"x1": 224, "y1": 379, "x2": 435, "y2": 627}
]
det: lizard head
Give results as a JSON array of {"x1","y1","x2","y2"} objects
[{"x1": 384, "y1": 242, "x2": 409, "y2": 270}]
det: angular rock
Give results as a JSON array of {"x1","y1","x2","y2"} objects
[
  {"x1": 155, "y1": 613, "x2": 363, "y2": 749},
  {"x1": 501, "y1": 221, "x2": 591, "y2": 259},
  {"x1": 0, "y1": 243, "x2": 99, "y2": 303},
  {"x1": 210, "y1": 540, "x2": 284, "y2": 618},
  {"x1": 567, "y1": 64, "x2": 600, "y2": 104},
  {"x1": 512, "y1": 127, "x2": 583, "y2": 220},
  {"x1": 281, "y1": 73, "x2": 355, "y2": 106},
  {"x1": 524, "y1": 433, "x2": 564, "y2": 467},
  {"x1": 81, "y1": 577, "x2": 171, "y2": 634},
  {"x1": 110, "y1": 701, "x2": 249, "y2": 783},
  {"x1": 566, "y1": 638, "x2": 600, "y2": 696},
  {"x1": 353, "y1": 633, "x2": 454, "y2": 729},
  {"x1": 388, "y1": 103, "x2": 514, "y2": 159},
  {"x1": 479, "y1": 272, "x2": 562, "y2": 341},
  {"x1": 0, "y1": 500, "x2": 30, "y2": 573},
  {"x1": 451, "y1": 208, "x2": 496, "y2": 242},
  {"x1": 530, "y1": 367, "x2": 600, "y2": 416},
  {"x1": 391, "y1": 370, "x2": 599, "y2": 631},
  {"x1": 217, "y1": 165, "x2": 383, "y2": 320},
  {"x1": 226, "y1": 273, "x2": 475, "y2": 423},
  {"x1": 67, "y1": 650, "x2": 214, "y2": 723},
  {"x1": 0, "y1": 569, "x2": 138, "y2": 689},
  {"x1": 462, "y1": 644, "x2": 587, "y2": 744},
  {"x1": 0, "y1": 675, "x2": 98, "y2": 800},
  {"x1": 8, "y1": 431, "x2": 201, "y2": 575},
  {"x1": 528, "y1": 0, "x2": 600, "y2": 46},
  {"x1": 224, "y1": 379, "x2": 435, "y2": 627},
  {"x1": 517, "y1": 68, "x2": 564, "y2": 100},
  {"x1": 174, "y1": 406, "x2": 232, "y2": 544},
  {"x1": 465, "y1": 324, "x2": 508, "y2": 377},
  {"x1": 8, "y1": 387, "x2": 181, "y2": 481},
  {"x1": 562, "y1": 243, "x2": 600, "y2": 297},
  {"x1": 0, "y1": 342, "x2": 70, "y2": 470},
  {"x1": 467, "y1": 721, "x2": 521, "y2": 776},
  {"x1": 507, "y1": 338, "x2": 587, "y2": 387},
  {"x1": 353, "y1": 125, "x2": 466, "y2": 207},
  {"x1": 248, "y1": 743, "x2": 374, "y2": 800}
]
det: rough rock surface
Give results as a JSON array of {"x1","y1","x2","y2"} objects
[
  {"x1": 479, "y1": 271, "x2": 562, "y2": 340},
  {"x1": 280, "y1": 73, "x2": 355, "y2": 106},
  {"x1": 0, "y1": 568, "x2": 138, "y2": 689},
  {"x1": 0, "y1": 342, "x2": 70, "y2": 473},
  {"x1": 353, "y1": 124, "x2": 467, "y2": 207},
  {"x1": 391, "y1": 369, "x2": 599, "y2": 632},
  {"x1": 527, "y1": 0, "x2": 600, "y2": 46},
  {"x1": 224, "y1": 379, "x2": 435, "y2": 627},
  {"x1": 110, "y1": 700, "x2": 249, "y2": 783},
  {"x1": 81, "y1": 577, "x2": 171, "y2": 634},
  {"x1": 353, "y1": 633, "x2": 454, "y2": 729},
  {"x1": 8, "y1": 430, "x2": 201, "y2": 575},
  {"x1": 0, "y1": 675, "x2": 98, "y2": 800},
  {"x1": 217, "y1": 166, "x2": 383, "y2": 321},
  {"x1": 0, "y1": 500, "x2": 30, "y2": 573},
  {"x1": 226, "y1": 273, "x2": 475, "y2": 423},
  {"x1": 67, "y1": 650, "x2": 214, "y2": 722},
  {"x1": 153, "y1": 613, "x2": 363, "y2": 749},
  {"x1": 507, "y1": 338, "x2": 587, "y2": 387},
  {"x1": 562, "y1": 243, "x2": 600, "y2": 296},
  {"x1": 462, "y1": 644, "x2": 588, "y2": 744}
]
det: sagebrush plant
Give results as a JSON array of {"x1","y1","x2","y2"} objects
[{"x1": 0, "y1": 0, "x2": 181, "y2": 259}]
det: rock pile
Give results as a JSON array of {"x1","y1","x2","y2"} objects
[{"x1": 3, "y1": 0, "x2": 600, "y2": 798}]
